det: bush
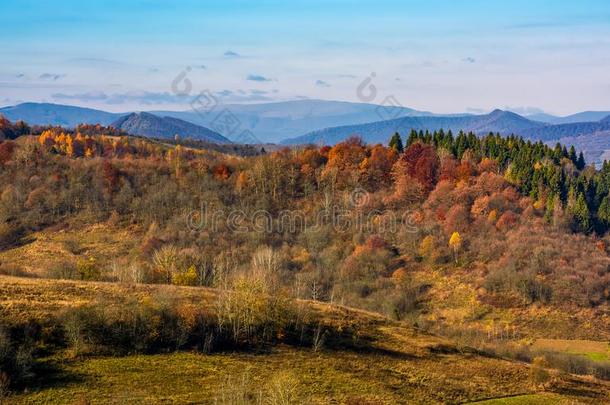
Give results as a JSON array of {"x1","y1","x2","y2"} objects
[
  {"x1": 0, "y1": 325, "x2": 36, "y2": 392},
  {"x1": 47, "y1": 260, "x2": 78, "y2": 280},
  {"x1": 215, "y1": 273, "x2": 296, "y2": 347},
  {"x1": 529, "y1": 356, "x2": 550, "y2": 387},
  {"x1": 0, "y1": 222, "x2": 21, "y2": 248},
  {"x1": 172, "y1": 265, "x2": 198, "y2": 286},
  {"x1": 77, "y1": 257, "x2": 101, "y2": 281}
]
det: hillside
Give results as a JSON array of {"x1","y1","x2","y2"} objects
[
  {"x1": 282, "y1": 109, "x2": 545, "y2": 145},
  {"x1": 3, "y1": 120, "x2": 610, "y2": 401},
  {"x1": 1, "y1": 276, "x2": 609, "y2": 404},
  {"x1": 111, "y1": 112, "x2": 231, "y2": 143}
]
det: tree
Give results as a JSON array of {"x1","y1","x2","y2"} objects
[
  {"x1": 0, "y1": 141, "x2": 15, "y2": 165},
  {"x1": 598, "y1": 196, "x2": 610, "y2": 228},
  {"x1": 323, "y1": 136, "x2": 367, "y2": 187},
  {"x1": 391, "y1": 142, "x2": 439, "y2": 201},
  {"x1": 153, "y1": 245, "x2": 179, "y2": 283},
  {"x1": 448, "y1": 231, "x2": 462, "y2": 263},
  {"x1": 568, "y1": 146, "x2": 578, "y2": 165},
  {"x1": 570, "y1": 192, "x2": 592, "y2": 233},
  {"x1": 102, "y1": 160, "x2": 120, "y2": 194},
  {"x1": 576, "y1": 151, "x2": 586, "y2": 170},
  {"x1": 529, "y1": 356, "x2": 550, "y2": 388},
  {"x1": 388, "y1": 132, "x2": 404, "y2": 153},
  {"x1": 359, "y1": 144, "x2": 397, "y2": 189}
]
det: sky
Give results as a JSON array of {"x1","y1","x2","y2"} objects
[{"x1": 1, "y1": 0, "x2": 610, "y2": 115}]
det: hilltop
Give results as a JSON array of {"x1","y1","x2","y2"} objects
[
  {"x1": 111, "y1": 112, "x2": 231, "y2": 143},
  {"x1": 0, "y1": 102, "x2": 121, "y2": 127}
]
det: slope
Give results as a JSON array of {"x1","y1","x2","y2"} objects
[
  {"x1": 111, "y1": 112, "x2": 231, "y2": 143},
  {"x1": 1, "y1": 276, "x2": 609, "y2": 404}
]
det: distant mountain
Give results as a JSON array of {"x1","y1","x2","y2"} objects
[
  {"x1": 282, "y1": 109, "x2": 545, "y2": 145},
  {"x1": 153, "y1": 99, "x2": 435, "y2": 143},
  {"x1": 0, "y1": 102, "x2": 121, "y2": 127},
  {"x1": 551, "y1": 111, "x2": 610, "y2": 124},
  {"x1": 524, "y1": 112, "x2": 559, "y2": 123},
  {"x1": 111, "y1": 112, "x2": 231, "y2": 143},
  {"x1": 0, "y1": 100, "x2": 434, "y2": 143},
  {"x1": 520, "y1": 120, "x2": 610, "y2": 142},
  {"x1": 5, "y1": 102, "x2": 610, "y2": 159}
]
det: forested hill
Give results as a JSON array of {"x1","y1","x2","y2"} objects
[
  {"x1": 400, "y1": 128, "x2": 607, "y2": 234},
  {"x1": 2, "y1": 119, "x2": 610, "y2": 359},
  {"x1": 111, "y1": 112, "x2": 231, "y2": 143}
]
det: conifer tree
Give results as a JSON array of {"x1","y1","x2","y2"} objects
[
  {"x1": 568, "y1": 146, "x2": 578, "y2": 165},
  {"x1": 576, "y1": 152, "x2": 586, "y2": 170},
  {"x1": 388, "y1": 132, "x2": 404, "y2": 153},
  {"x1": 571, "y1": 192, "x2": 592, "y2": 233},
  {"x1": 598, "y1": 196, "x2": 610, "y2": 228}
]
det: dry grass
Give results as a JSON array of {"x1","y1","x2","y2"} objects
[
  {"x1": 0, "y1": 275, "x2": 216, "y2": 322},
  {"x1": 532, "y1": 339, "x2": 610, "y2": 362},
  {"x1": 414, "y1": 266, "x2": 610, "y2": 342},
  {"x1": 0, "y1": 223, "x2": 141, "y2": 278},
  {"x1": 1, "y1": 276, "x2": 610, "y2": 404}
]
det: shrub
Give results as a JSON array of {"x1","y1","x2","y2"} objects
[
  {"x1": 152, "y1": 245, "x2": 178, "y2": 283},
  {"x1": 0, "y1": 222, "x2": 21, "y2": 248},
  {"x1": 215, "y1": 274, "x2": 295, "y2": 347},
  {"x1": 47, "y1": 261, "x2": 78, "y2": 280},
  {"x1": 77, "y1": 257, "x2": 101, "y2": 281},
  {"x1": 267, "y1": 371, "x2": 300, "y2": 405},
  {"x1": 172, "y1": 265, "x2": 198, "y2": 286},
  {"x1": 0, "y1": 326, "x2": 36, "y2": 391},
  {"x1": 529, "y1": 356, "x2": 551, "y2": 387}
]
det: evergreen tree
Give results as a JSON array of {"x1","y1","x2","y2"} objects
[
  {"x1": 571, "y1": 192, "x2": 592, "y2": 233},
  {"x1": 388, "y1": 132, "x2": 404, "y2": 153},
  {"x1": 568, "y1": 146, "x2": 578, "y2": 165},
  {"x1": 598, "y1": 196, "x2": 610, "y2": 228},
  {"x1": 577, "y1": 152, "x2": 586, "y2": 170}
]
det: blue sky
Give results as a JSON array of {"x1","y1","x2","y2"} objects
[{"x1": 1, "y1": 0, "x2": 610, "y2": 115}]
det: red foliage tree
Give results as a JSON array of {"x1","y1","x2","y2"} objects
[
  {"x1": 496, "y1": 210, "x2": 519, "y2": 231},
  {"x1": 392, "y1": 142, "x2": 439, "y2": 194},
  {"x1": 438, "y1": 154, "x2": 459, "y2": 182},
  {"x1": 0, "y1": 141, "x2": 15, "y2": 165},
  {"x1": 102, "y1": 160, "x2": 120, "y2": 194},
  {"x1": 213, "y1": 163, "x2": 231, "y2": 180},
  {"x1": 359, "y1": 144, "x2": 397, "y2": 189},
  {"x1": 443, "y1": 203, "x2": 470, "y2": 234}
]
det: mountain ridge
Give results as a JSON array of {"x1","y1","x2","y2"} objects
[
  {"x1": 281, "y1": 109, "x2": 546, "y2": 145},
  {"x1": 111, "y1": 112, "x2": 231, "y2": 143}
]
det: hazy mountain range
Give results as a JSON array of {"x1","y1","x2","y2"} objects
[
  {"x1": 282, "y1": 109, "x2": 545, "y2": 145},
  {"x1": 2, "y1": 101, "x2": 610, "y2": 165}
]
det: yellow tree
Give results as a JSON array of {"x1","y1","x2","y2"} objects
[
  {"x1": 448, "y1": 231, "x2": 462, "y2": 263},
  {"x1": 418, "y1": 235, "x2": 436, "y2": 263},
  {"x1": 38, "y1": 130, "x2": 55, "y2": 148}
]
